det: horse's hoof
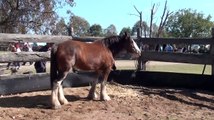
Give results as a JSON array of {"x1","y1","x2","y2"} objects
[
  {"x1": 87, "y1": 93, "x2": 98, "y2": 100},
  {"x1": 52, "y1": 105, "x2": 62, "y2": 109},
  {"x1": 60, "y1": 99, "x2": 69, "y2": 105},
  {"x1": 86, "y1": 96, "x2": 97, "y2": 100},
  {"x1": 100, "y1": 95, "x2": 111, "y2": 101}
]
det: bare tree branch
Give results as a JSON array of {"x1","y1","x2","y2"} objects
[
  {"x1": 157, "y1": 0, "x2": 171, "y2": 37},
  {"x1": 150, "y1": 4, "x2": 155, "y2": 38},
  {"x1": 129, "y1": 13, "x2": 139, "y2": 17},
  {"x1": 132, "y1": 5, "x2": 143, "y2": 37},
  {"x1": 134, "y1": 5, "x2": 141, "y2": 14}
]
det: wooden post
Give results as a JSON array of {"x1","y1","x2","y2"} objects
[
  {"x1": 137, "y1": 56, "x2": 143, "y2": 71},
  {"x1": 137, "y1": 28, "x2": 141, "y2": 38},
  {"x1": 137, "y1": 28, "x2": 144, "y2": 70},
  {"x1": 211, "y1": 28, "x2": 214, "y2": 75}
]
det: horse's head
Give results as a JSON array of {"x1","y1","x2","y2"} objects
[{"x1": 121, "y1": 32, "x2": 141, "y2": 57}]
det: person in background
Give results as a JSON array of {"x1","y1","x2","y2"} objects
[
  {"x1": 22, "y1": 42, "x2": 33, "y2": 65},
  {"x1": 14, "y1": 42, "x2": 21, "y2": 69},
  {"x1": 7, "y1": 42, "x2": 21, "y2": 70},
  {"x1": 34, "y1": 43, "x2": 53, "y2": 73}
]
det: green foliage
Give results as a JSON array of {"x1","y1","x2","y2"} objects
[
  {"x1": 88, "y1": 24, "x2": 103, "y2": 36},
  {"x1": 104, "y1": 24, "x2": 117, "y2": 36},
  {"x1": 165, "y1": 9, "x2": 214, "y2": 38},
  {"x1": 71, "y1": 16, "x2": 90, "y2": 37},
  {"x1": 119, "y1": 27, "x2": 131, "y2": 36},
  {"x1": 0, "y1": 0, "x2": 75, "y2": 34},
  {"x1": 131, "y1": 21, "x2": 149, "y2": 37},
  {"x1": 51, "y1": 18, "x2": 68, "y2": 35}
]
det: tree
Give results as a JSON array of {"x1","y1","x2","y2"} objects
[
  {"x1": 104, "y1": 24, "x2": 117, "y2": 36},
  {"x1": 0, "y1": 0, "x2": 75, "y2": 34},
  {"x1": 132, "y1": 21, "x2": 149, "y2": 37},
  {"x1": 131, "y1": 5, "x2": 143, "y2": 37},
  {"x1": 51, "y1": 18, "x2": 68, "y2": 35},
  {"x1": 88, "y1": 24, "x2": 103, "y2": 36},
  {"x1": 119, "y1": 27, "x2": 131, "y2": 36},
  {"x1": 70, "y1": 15, "x2": 90, "y2": 36},
  {"x1": 151, "y1": 23, "x2": 159, "y2": 37},
  {"x1": 165, "y1": 9, "x2": 214, "y2": 38}
]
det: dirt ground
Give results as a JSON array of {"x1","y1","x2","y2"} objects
[
  {"x1": 0, "y1": 61, "x2": 214, "y2": 120},
  {"x1": 0, "y1": 83, "x2": 214, "y2": 120}
]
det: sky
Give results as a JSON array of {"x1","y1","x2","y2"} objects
[{"x1": 57, "y1": 0, "x2": 214, "y2": 33}]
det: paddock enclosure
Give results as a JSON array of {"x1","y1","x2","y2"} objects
[
  {"x1": 0, "y1": 33, "x2": 214, "y2": 119},
  {"x1": 0, "y1": 33, "x2": 214, "y2": 94}
]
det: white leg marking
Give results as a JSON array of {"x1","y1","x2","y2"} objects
[
  {"x1": 87, "y1": 79, "x2": 98, "y2": 100},
  {"x1": 100, "y1": 82, "x2": 111, "y2": 101},
  {"x1": 58, "y1": 82, "x2": 68, "y2": 105},
  {"x1": 51, "y1": 81, "x2": 61, "y2": 109}
]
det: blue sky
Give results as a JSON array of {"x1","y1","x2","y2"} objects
[{"x1": 57, "y1": 0, "x2": 214, "y2": 33}]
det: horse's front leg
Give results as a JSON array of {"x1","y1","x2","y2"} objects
[{"x1": 100, "y1": 69, "x2": 111, "y2": 101}]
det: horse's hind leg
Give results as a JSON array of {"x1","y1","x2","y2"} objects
[
  {"x1": 57, "y1": 71, "x2": 69, "y2": 105},
  {"x1": 51, "y1": 81, "x2": 61, "y2": 109},
  {"x1": 51, "y1": 71, "x2": 69, "y2": 109}
]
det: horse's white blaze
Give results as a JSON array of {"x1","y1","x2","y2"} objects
[{"x1": 132, "y1": 39, "x2": 141, "y2": 55}]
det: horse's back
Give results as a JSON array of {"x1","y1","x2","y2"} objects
[{"x1": 56, "y1": 40, "x2": 114, "y2": 71}]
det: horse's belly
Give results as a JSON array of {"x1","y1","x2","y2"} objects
[{"x1": 73, "y1": 62, "x2": 96, "y2": 71}]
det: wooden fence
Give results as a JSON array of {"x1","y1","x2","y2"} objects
[
  {"x1": 0, "y1": 33, "x2": 101, "y2": 63},
  {"x1": 1, "y1": 33, "x2": 214, "y2": 95},
  {"x1": 0, "y1": 33, "x2": 101, "y2": 95},
  {"x1": 137, "y1": 28, "x2": 214, "y2": 75},
  {"x1": 1, "y1": 32, "x2": 214, "y2": 74}
]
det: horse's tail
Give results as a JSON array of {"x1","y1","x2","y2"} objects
[{"x1": 50, "y1": 45, "x2": 58, "y2": 89}]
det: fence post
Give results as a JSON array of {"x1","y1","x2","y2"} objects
[
  {"x1": 137, "y1": 28, "x2": 144, "y2": 70},
  {"x1": 211, "y1": 28, "x2": 214, "y2": 75}
]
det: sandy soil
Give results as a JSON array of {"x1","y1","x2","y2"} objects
[
  {"x1": 0, "y1": 83, "x2": 213, "y2": 120},
  {"x1": 0, "y1": 61, "x2": 214, "y2": 119}
]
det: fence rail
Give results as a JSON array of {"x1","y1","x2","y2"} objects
[
  {"x1": 0, "y1": 33, "x2": 214, "y2": 95},
  {"x1": 141, "y1": 51, "x2": 213, "y2": 65},
  {"x1": 137, "y1": 28, "x2": 214, "y2": 75},
  {"x1": 138, "y1": 37, "x2": 214, "y2": 44},
  {"x1": 0, "y1": 33, "x2": 101, "y2": 43},
  {"x1": 0, "y1": 52, "x2": 50, "y2": 63}
]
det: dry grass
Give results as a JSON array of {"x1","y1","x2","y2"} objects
[
  {"x1": 0, "y1": 60, "x2": 211, "y2": 75},
  {"x1": 146, "y1": 61, "x2": 211, "y2": 75}
]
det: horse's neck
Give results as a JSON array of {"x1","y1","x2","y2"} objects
[
  {"x1": 99, "y1": 36, "x2": 123, "y2": 57},
  {"x1": 106, "y1": 41, "x2": 122, "y2": 57}
]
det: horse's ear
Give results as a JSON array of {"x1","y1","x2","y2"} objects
[
  {"x1": 124, "y1": 32, "x2": 128, "y2": 37},
  {"x1": 124, "y1": 32, "x2": 131, "y2": 39}
]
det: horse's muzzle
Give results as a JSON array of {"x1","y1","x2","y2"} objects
[
  {"x1": 137, "y1": 51, "x2": 141, "y2": 56},
  {"x1": 131, "y1": 51, "x2": 141, "y2": 59}
]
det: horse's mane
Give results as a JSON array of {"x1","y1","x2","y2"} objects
[{"x1": 100, "y1": 35, "x2": 124, "y2": 56}]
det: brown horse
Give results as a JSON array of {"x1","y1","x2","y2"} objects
[{"x1": 50, "y1": 33, "x2": 141, "y2": 109}]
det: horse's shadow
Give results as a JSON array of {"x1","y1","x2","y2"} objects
[
  {"x1": 139, "y1": 87, "x2": 214, "y2": 110},
  {"x1": 0, "y1": 95, "x2": 84, "y2": 109}
]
